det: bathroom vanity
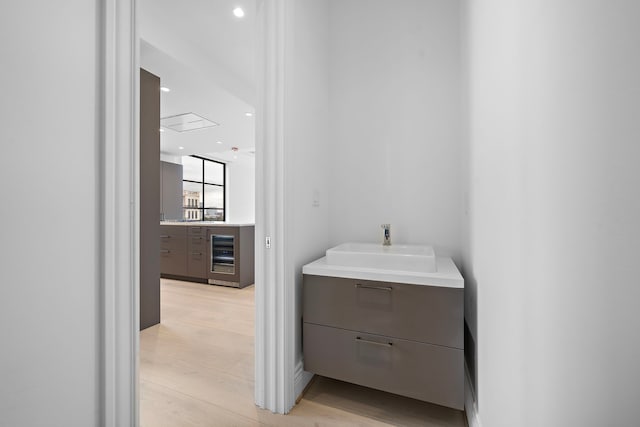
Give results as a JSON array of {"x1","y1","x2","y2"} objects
[{"x1": 302, "y1": 244, "x2": 464, "y2": 409}]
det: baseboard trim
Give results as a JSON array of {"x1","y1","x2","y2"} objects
[
  {"x1": 465, "y1": 361, "x2": 482, "y2": 427},
  {"x1": 294, "y1": 360, "x2": 315, "y2": 402}
]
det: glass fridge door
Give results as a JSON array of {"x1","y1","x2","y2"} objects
[{"x1": 211, "y1": 234, "x2": 235, "y2": 274}]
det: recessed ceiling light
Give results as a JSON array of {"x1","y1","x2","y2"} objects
[
  {"x1": 159, "y1": 128, "x2": 164, "y2": 132},
  {"x1": 233, "y1": 7, "x2": 245, "y2": 18},
  {"x1": 244, "y1": 112, "x2": 253, "y2": 117},
  {"x1": 179, "y1": 146, "x2": 184, "y2": 150},
  {"x1": 160, "y1": 86, "x2": 171, "y2": 92}
]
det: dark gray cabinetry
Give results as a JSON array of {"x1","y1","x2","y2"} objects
[
  {"x1": 160, "y1": 225, "x2": 187, "y2": 276},
  {"x1": 160, "y1": 161, "x2": 183, "y2": 221},
  {"x1": 303, "y1": 275, "x2": 463, "y2": 348},
  {"x1": 160, "y1": 225, "x2": 254, "y2": 287},
  {"x1": 303, "y1": 323, "x2": 464, "y2": 409},
  {"x1": 237, "y1": 226, "x2": 256, "y2": 287},
  {"x1": 187, "y1": 227, "x2": 207, "y2": 279},
  {"x1": 140, "y1": 68, "x2": 160, "y2": 331},
  {"x1": 303, "y1": 275, "x2": 464, "y2": 410}
]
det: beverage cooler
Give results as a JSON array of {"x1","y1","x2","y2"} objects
[
  {"x1": 210, "y1": 234, "x2": 235, "y2": 275},
  {"x1": 207, "y1": 226, "x2": 254, "y2": 288}
]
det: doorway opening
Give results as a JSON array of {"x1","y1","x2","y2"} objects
[
  {"x1": 103, "y1": 1, "x2": 296, "y2": 421},
  {"x1": 138, "y1": 0, "x2": 258, "y2": 423}
]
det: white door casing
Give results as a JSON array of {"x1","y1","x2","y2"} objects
[
  {"x1": 254, "y1": 0, "x2": 296, "y2": 414},
  {"x1": 101, "y1": 0, "x2": 138, "y2": 425},
  {"x1": 100, "y1": 0, "x2": 294, "y2": 425}
]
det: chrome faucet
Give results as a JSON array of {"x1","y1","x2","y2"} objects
[{"x1": 381, "y1": 224, "x2": 391, "y2": 246}]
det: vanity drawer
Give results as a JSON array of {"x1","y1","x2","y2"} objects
[
  {"x1": 303, "y1": 323, "x2": 464, "y2": 410},
  {"x1": 303, "y1": 275, "x2": 463, "y2": 348}
]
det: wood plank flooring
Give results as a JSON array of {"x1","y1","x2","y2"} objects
[{"x1": 140, "y1": 279, "x2": 468, "y2": 427}]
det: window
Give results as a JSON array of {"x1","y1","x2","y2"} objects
[{"x1": 182, "y1": 155, "x2": 225, "y2": 221}]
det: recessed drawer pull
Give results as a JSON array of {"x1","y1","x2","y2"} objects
[
  {"x1": 160, "y1": 249, "x2": 170, "y2": 253},
  {"x1": 191, "y1": 252, "x2": 203, "y2": 256},
  {"x1": 355, "y1": 337, "x2": 393, "y2": 347},
  {"x1": 160, "y1": 235, "x2": 170, "y2": 239},
  {"x1": 193, "y1": 236, "x2": 203, "y2": 240},
  {"x1": 355, "y1": 283, "x2": 393, "y2": 292}
]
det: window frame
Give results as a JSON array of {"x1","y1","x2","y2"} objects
[{"x1": 182, "y1": 155, "x2": 226, "y2": 221}]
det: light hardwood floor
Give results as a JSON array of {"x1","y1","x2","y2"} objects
[{"x1": 140, "y1": 279, "x2": 468, "y2": 427}]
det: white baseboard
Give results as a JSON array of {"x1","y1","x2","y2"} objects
[
  {"x1": 294, "y1": 360, "x2": 314, "y2": 401},
  {"x1": 465, "y1": 362, "x2": 482, "y2": 427}
]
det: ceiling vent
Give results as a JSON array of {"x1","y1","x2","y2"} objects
[{"x1": 161, "y1": 112, "x2": 219, "y2": 132}]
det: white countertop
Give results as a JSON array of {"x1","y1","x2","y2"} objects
[
  {"x1": 302, "y1": 256, "x2": 464, "y2": 288},
  {"x1": 161, "y1": 221, "x2": 254, "y2": 227}
]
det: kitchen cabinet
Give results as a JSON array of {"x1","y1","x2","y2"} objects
[
  {"x1": 187, "y1": 227, "x2": 207, "y2": 279},
  {"x1": 160, "y1": 225, "x2": 187, "y2": 277},
  {"x1": 160, "y1": 161, "x2": 183, "y2": 221},
  {"x1": 160, "y1": 224, "x2": 254, "y2": 288}
]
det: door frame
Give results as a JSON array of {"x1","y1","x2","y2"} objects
[
  {"x1": 253, "y1": 0, "x2": 297, "y2": 414},
  {"x1": 100, "y1": 0, "x2": 295, "y2": 425}
]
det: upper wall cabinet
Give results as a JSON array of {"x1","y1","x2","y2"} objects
[{"x1": 160, "y1": 161, "x2": 183, "y2": 221}]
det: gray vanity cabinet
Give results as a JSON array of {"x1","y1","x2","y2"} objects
[{"x1": 302, "y1": 274, "x2": 464, "y2": 410}]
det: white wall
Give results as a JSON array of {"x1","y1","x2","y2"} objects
[
  {"x1": 226, "y1": 158, "x2": 256, "y2": 223},
  {"x1": 461, "y1": 0, "x2": 526, "y2": 424},
  {"x1": 327, "y1": 0, "x2": 463, "y2": 261},
  {"x1": 283, "y1": 0, "x2": 331, "y2": 388},
  {"x1": 0, "y1": 2, "x2": 101, "y2": 426},
  {"x1": 463, "y1": 1, "x2": 640, "y2": 426}
]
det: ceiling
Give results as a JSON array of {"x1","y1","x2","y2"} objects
[{"x1": 139, "y1": 0, "x2": 256, "y2": 161}]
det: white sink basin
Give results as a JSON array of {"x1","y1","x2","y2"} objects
[{"x1": 326, "y1": 242, "x2": 437, "y2": 273}]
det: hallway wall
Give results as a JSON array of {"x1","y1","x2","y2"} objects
[
  {"x1": 462, "y1": 1, "x2": 640, "y2": 426},
  {"x1": 0, "y1": 2, "x2": 102, "y2": 425}
]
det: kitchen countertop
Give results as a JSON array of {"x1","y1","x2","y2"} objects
[
  {"x1": 302, "y1": 256, "x2": 464, "y2": 288},
  {"x1": 161, "y1": 221, "x2": 254, "y2": 227}
]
